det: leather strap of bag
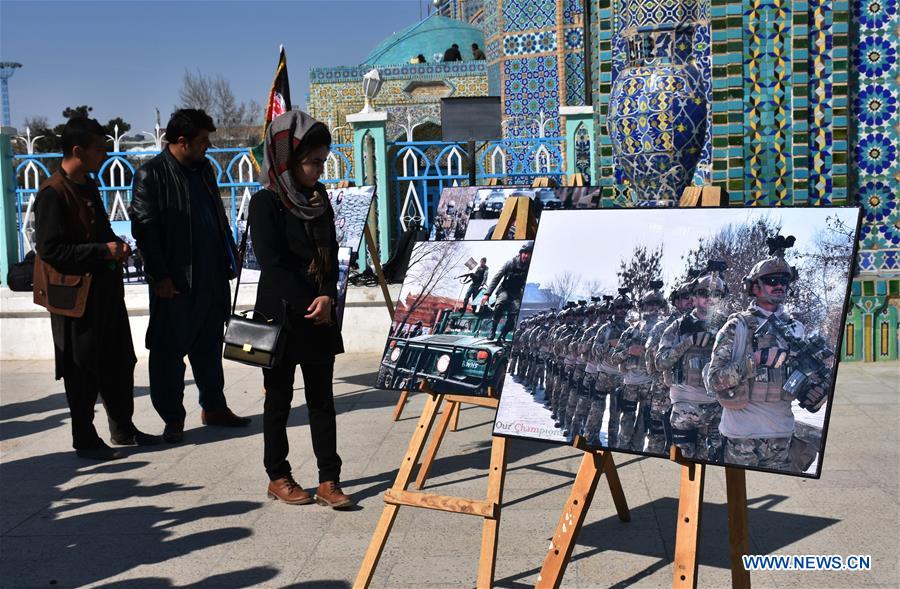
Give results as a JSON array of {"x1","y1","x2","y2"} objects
[{"x1": 232, "y1": 217, "x2": 250, "y2": 316}]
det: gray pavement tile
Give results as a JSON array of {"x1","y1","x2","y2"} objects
[{"x1": 1, "y1": 357, "x2": 897, "y2": 588}]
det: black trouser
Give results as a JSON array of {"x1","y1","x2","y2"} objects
[
  {"x1": 263, "y1": 359, "x2": 342, "y2": 483},
  {"x1": 462, "y1": 284, "x2": 481, "y2": 312},
  {"x1": 63, "y1": 348, "x2": 135, "y2": 450},
  {"x1": 148, "y1": 290, "x2": 228, "y2": 425}
]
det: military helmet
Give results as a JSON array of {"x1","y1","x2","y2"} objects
[
  {"x1": 743, "y1": 235, "x2": 799, "y2": 295},
  {"x1": 639, "y1": 281, "x2": 667, "y2": 309},
  {"x1": 612, "y1": 288, "x2": 632, "y2": 310},
  {"x1": 692, "y1": 272, "x2": 727, "y2": 295},
  {"x1": 519, "y1": 241, "x2": 534, "y2": 254},
  {"x1": 693, "y1": 260, "x2": 729, "y2": 296}
]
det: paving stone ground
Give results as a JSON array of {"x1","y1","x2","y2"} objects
[{"x1": 1, "y1": 355, "x2": 897, "y2": 588}]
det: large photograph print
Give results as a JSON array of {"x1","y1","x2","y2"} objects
[
  {"x1": 431, "y1": 186, "x2": 600, "y2": 241},
  {"x1": 493, "y1": 207, "x2": 861, "y2": 478},
  {"x1": 376, "y1": 240, "x2": 533, "y2": 397},
  {"x1": 328, "y1": 185, "x2": 375, "y2": 255}
]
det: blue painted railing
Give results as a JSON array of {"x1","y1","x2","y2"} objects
[
  {"x1": 389, "y1": 136, "x2": 565, "y2": 235},
  {"x1": 11, "y1": 144, "x2": 354, "y2": 261}
]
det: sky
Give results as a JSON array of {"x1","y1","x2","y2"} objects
[
  {"x1": 0, "y1": 0, "x2": 434, "y2": 133},
  {"x1": 525, "y1": 207, "x2": 861, "y2": 292}
]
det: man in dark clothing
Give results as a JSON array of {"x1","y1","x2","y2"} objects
[
  {"x1": 131, "y1": 109, "x2": 249, "y2": 443},
  {"x1": 471, "y1": 43, "x2": 486, "y2": 60},
  {"x1": 481, "y1": 242, "x2": 533, "y2": 342},
  {"x1": 33, "y1": 118, "x2": 159, "y2": 460},
  {"x1": 443, "y1": 43, "x2": 462, "y2": 62},
  {"x1": 461, "y1": 257, "x2": 489, "y2": 313},
  {"x1": 408, "y1": 321, "x2": 424, "y2": 338}
]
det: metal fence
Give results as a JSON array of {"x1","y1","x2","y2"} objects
[
  {"x1": 10, "y1": 120, "x2": 578, "y2": 259},
  {"x1": 11, "y1": 127, "x2": 354, "y2": 260},
  {"x1": 390, "y1": 136, "x2": 566, "y2": 235}
]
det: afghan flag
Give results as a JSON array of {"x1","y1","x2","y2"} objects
[{"x1": 250, "y1": 46, "x2": 292, "y2": 171}]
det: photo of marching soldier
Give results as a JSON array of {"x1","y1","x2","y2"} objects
[
  {"x1": 375, "y1": 240, "x2": 532, "y2": 397},
  {"x1": 430, "y1": 186, "x2": 601, "y2": 241},
  {"x1": 493, "y1": 206, "x2": 861, "y2": 477}
]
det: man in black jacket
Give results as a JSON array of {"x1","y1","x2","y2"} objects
[
  {"x1": 131, "y1": 109, "x2": 249, "y2": 443},
  {"x1": 34, "y1": 118, "x2": 159, "y2": 460},
  {"x1": 442, "y1": 44, "x2": 462, "y2": 62},
  {"x1": 481, "y1": 242, "x2": 533, "y2": 342}
]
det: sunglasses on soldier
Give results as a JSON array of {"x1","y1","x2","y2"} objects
[
  {"x1": 693, "y1": 289, "x2": 723, "y2": 298},
  {"x1": 760, "y1": 274, "x2": 791, "y2": 287}
]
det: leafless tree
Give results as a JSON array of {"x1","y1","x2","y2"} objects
[
  {"x1": 791, "y1": 215, "x2": 857, "y2": 341},
  {"x1": 177, "y1": 70, "x2": 262, "y2": 146},
  {"x1": 398, "y1": 242, "x2": 467, "y2": 326},
  {"x1": 617, "y1": 244, "x2": 663, "y2": 299},
  {"x1": 678, "y1": 217, "x2": 782, "y2": 315},
  {"x1": 583, "y1": 278, "x2": 610, "y2": 298},
  {"x1": 546, "y1": 271, "x2": 582, "y2": 308}
]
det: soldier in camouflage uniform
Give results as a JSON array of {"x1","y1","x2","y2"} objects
[
  {"x1": 534, "y1": 312, "x2": 556, "y2": 391},
  {"x1": 559, "y1": 301, "x2": 600, "y2": 432},
  {"x1": 656, "y1": 266, "x2": 728, "y2": 460},
  {"x1": 550, "y1": 305, "x2": 579, "y2": 420},
  {"x1": 643, "y1": 282, "x2": 690, "y2": 455},
  {"x1": 508, "y1": 316, "x2": 526, "y2": 377},
  {"x1": 481, "y1": 241, "x2": 532, "y2": 342},
  {"x1": 706, "y1": 236, "x2": 832, "y2": 472},
  {"x1": 582, "y1": 290, "x2": 631, "y2": 446},
  {"x1": 543, "y1": 310, "x2": 567, "y2": 409},
  {"x1": 567, "y1": 297, "x2": 611, "y2": 437},
  {"x1": 609, "y1": 287, "x2": 665, "y2": 451},
  {"x1": 515, "y1": 316, "x2": 536, "y2": 383},
  {"x1": 558, "y1": 302, "x2": 591, "y2": 428}
]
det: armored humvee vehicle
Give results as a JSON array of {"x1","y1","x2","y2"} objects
[{"x1": 378, "y1": 309, "x2": 512, "y2": 397}]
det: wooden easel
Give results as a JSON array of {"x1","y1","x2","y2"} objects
[
  {"x1": 537, "y1": 185, "x2": 750, "y2": 589},
  {"x1": 354, "y1": 196, "x2": 533, "y2": 588}
]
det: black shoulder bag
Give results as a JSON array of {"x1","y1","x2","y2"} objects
[{"x1": 223, "y1": 218, "x2": 285, "y2": 369}]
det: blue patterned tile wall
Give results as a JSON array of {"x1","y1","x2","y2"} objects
[
  {"x1": 851, "y1": 0, "x2": 899, "y2": 272},
  {"x1": 502, "y1": 0, "x2": 558, "y2": 30}
]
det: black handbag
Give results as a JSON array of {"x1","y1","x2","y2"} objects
[{"x1": 223, "y1": 219, "x2": 285, "y2": 369}]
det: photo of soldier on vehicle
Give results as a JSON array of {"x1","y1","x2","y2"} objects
[
  {"x1": 493, "y1": 207, "x2": 861, "y2": 478},
  {"x1": 375, "y1": 240, "x2": 532, "y2": 397}
]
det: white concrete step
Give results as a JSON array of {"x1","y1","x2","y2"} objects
[{"x1": 0, "y1": 282, "x2": 400, "y2": 360}]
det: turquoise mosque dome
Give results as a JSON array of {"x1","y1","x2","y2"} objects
[{"x1": 363, "y1": 14, "x2": 486, "y2": 66}]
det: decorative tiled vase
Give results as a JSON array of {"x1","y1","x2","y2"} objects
[{"x1": 607, "y1": 24, "x2": 707, "y2": 202}]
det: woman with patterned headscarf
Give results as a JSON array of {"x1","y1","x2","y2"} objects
[{"x1": 249, "y1": 111, "x2": 352, "y2": 508}]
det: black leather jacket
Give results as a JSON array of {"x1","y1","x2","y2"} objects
[{"x1": 130, "y1": 148, "x2": 238, "y2": 293}]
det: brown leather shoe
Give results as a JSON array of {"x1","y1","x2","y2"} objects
[
  {"x1": 201, "y1": 407, "x2": 251, "y2": 427},
  {"x1": 315, "y1": 481, "x2": 354, "y2": 508},
  {"x1": 267, "y1": 476, "x2": 313, "y2": 505}
]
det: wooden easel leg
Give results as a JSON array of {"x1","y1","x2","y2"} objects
[
  {"x1": 725, "y1": 468, "x2": 751, "y2": 589},
  {"x1": 364, "y1": 223, "x2": 395, "y2": 317},
  {"x1": 449, "y1": 399, "x2": 461, "y2": 431},
  {"x1": 354, "y1": 393, "x2": 444, "y2": 589},
  {"x1": 601, "y1": 452, "x2": 631, "y2": 522},
  {"x1": 537, "y1": 450, "x2": 606, "y2": 589},
  {"x1": 392, "y1": 390, "x2": 409, "y2": 422},
  {"x1": 477, "y1": 435, "x2": 508, "y2": 589},
  {"x1": 672, "y1": 461, "x2": 706, "y2": 589},
  {"x1": 415, "y1": 400, "x2": 457, "y2": 489}
]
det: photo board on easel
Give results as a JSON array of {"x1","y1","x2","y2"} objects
[{"x1": 493, "y1": 205, "x2": 862, "y2": 479}]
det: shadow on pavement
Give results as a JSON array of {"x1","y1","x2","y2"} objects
[
  {"x1": 494, "y1": 493, "x2": 840, "y2": 588},
  {"x1": 0, "y1": 452, "x2": 262, "y2": 587}
]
